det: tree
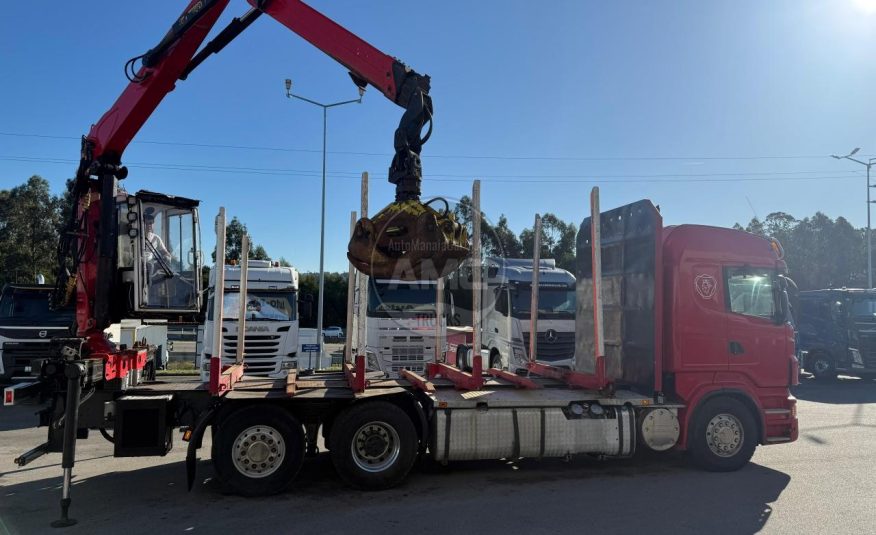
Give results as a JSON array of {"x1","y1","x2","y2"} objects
[
  {"x1": 453, "y1": 196, "x2": 524, "y2": 259},
  {"x1": 298, "y1": 272, "x2": 349, "y2": 328},
  {"x1": 212, "y1": 216, "x2": 271, "y2": 263},
  {"x1": 520, "y1": 213, "x2": 577, "y2": 272},
  {"x1": 0, "y1": 176, "x2": 61, "y2": 284}
]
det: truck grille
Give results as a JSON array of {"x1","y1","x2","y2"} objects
[
  {"x1": 858, "y1": 335, "x2": 876, "y2": 370},
  {"x1": 2, "y1": 341, "x2": 52, "y2": 377},
  {"x1": 222, "y1": 334, "x2": 282, "y2": 376},
  {"x1": 381, "y1": 333, "x2": 432, "y2": 375},
  {"x1": 523, "y1": 331, "x2": 575, "y2": 362}
]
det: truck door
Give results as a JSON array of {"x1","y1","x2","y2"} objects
[{"x1": 722, "y1": 266, "x2": 789, "y2": 387}]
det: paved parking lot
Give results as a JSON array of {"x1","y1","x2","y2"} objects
[{"x1": 1, "y1": 376, "x2": 874, "y2": 535}]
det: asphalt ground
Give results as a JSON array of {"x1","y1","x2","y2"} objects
[{"x1": 1, "y1": 375, "x2": 874, "y2": 535}]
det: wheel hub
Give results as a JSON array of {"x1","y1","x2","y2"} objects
[
  {"x1": 705, "y1": 413, "x2": 743, "y2": 458},
  {"x1": 232, "y1": 426, "x2": 285, "y2": 478},
  {"x1": 352, "y1": 422, "x2": 401, "y2": 473}
]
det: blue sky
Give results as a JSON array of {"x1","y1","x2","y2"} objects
[{"x1": 2, "y1": 1, "x2": 876, "y2": 272}]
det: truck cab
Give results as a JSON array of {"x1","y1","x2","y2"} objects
[
  {"x1": 449, "y1": 258, "x2": 576, "y2": 373},
  {"x1": 796, "y1": 288, "x2": 876, "y2": 379},
  {"x1": 0, "y1": 284, "x2": 74, "y2": 381},
  {"x1": 199, "y1": 261, "x2": 301, "y2": 379},
  {"x1": 362, "y1": 278, "x2": 446, "y2": 376}
]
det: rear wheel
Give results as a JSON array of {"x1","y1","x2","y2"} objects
[
  {"x1": 329, "y1": 401, "x2": 418, "y2": 490},
  {"x1": 809, "y1": 352, "x2": 836, "y2": 381},
  {"x1": 689, "y1": 397, "x2": 757, "y2": 472},
  {"x1": 213, "y1": 405, "x2": 305, "y2": 496}
]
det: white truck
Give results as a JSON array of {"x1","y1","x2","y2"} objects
[
  {"x1": 199, "y1": 260, "x2": 309, "y2": 379},
  {"x1": 357, "y1": 278, "x2": 447, "y2": 376},
  {"x1": 450, "y1": 258, "x2": 576, "y2": 373}
]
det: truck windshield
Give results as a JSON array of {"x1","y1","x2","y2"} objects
[
  {"x1": 368, "y1": 282, "x2": 436, "y2": 317},
  {"x1": 850, "y1": 297, "x2": 876, "y2": 319},
  {"x1": 509, "y1": 285, "x2": 576, "y2": 319},
  {"x1": 0, "y1": 288, "x2": 74, "y2": 326},
  {"x1": 211, "y1": 291, "x2": 297, "y2": 321}
]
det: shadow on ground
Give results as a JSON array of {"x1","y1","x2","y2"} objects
[
  {"x1": 793, "y1": 376, "x2": 876, "y2": 404},
  {"x1": 0, "y1": 449, "x2": 790, "y2": 535}
]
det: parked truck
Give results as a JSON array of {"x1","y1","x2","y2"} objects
[
  {"x1": 0, "y1": 284, "x2": 74, "y2": 381},
  {"x1": 358, "y1": 278, "x2": 447, "y2": 376},
  {"x1": 199, "y1": 260, "x2": 307, "y2": 379},
  {"x1": 1, "y1": 284, "x2": 167, "y2": 382},
  {"x1": 797, "y1": 288, "x2": 876, "y2": 380},
  {"x1": 10, "y1": 196, "x2": 798, "y2": 529},
  {"x1": 450, "y1": 258, "x2": 576, "y2": 373}
]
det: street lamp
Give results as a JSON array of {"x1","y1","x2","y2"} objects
[
  {"x1": 285, "y1": 78, "x2": 365, "y2": 366},
  {"x1": 832, "y1": 148, "x2": 876, "y2": 288}
]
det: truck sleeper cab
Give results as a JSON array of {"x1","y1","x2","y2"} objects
[{"x1": 797, "y1": 289, "x2": 876, "y2": 379}]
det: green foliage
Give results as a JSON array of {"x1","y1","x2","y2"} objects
[
  {"x1": 735, "y1": 212, "x2": 867, "y2": 290},
  {"x1": 298, "y1": 272, "x2": 349, "y2": 328},
  {"x1": 0, "y1": 176, "x2": 62, "y2": 285},
  {"x1": 453, "y1": 195, "x2": 526, "y2": 259},
  {"x1": 212, "y1": 216, "x2": 272, "y2": 262}
]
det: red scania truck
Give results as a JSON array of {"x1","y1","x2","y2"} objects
[{"x1": 8, "y1": 196, "x2": 798, "y2": 527}]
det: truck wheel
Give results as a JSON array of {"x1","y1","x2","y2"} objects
[
  {"x1": 213, "y1": 405, "x2": 305, "y2": 496},
  {"x1": 809, "y1": 353, "x2": 836, "y2": 381},
  {"x1": 489, "y1": 350, "x2": 502, "y2": 370},
  {"x1": 689, "y1": 397, "x2": 757, "y2": 472},
  {"x1": 329, "y1": 401, "x2": 418, "y2": 490}
]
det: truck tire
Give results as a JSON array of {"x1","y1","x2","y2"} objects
[
  {"x1": 689, "y1": 397, "x2": 757, "y2": 472},
  {"x1": 329, "y1": 401, "x2": 418, "y2": 490},
  {"x1": 213, "y1": 405, "x2": 305, "y2": 496},
  {"x1": 489, "y1": 349, "x2": 502, "y2": 370},
  {"x1": 809, "y1": 352, "x2": 836, "y2": 381}
]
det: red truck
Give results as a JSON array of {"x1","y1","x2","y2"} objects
[{"x1": 9, "y1": 196, "x2": 798, "y2": 528}]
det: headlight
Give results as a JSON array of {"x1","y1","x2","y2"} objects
[
  {"x1": 281, "y1": 360, "x2": 297, "y2": 370},
  {"x1": 511, "y1": 345, "x2": 527, "y2": 365}
]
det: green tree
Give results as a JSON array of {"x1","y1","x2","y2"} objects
[
  {"x1": 0, "y1": 176, "x2": 61, "y2": 284},
  {"x1": 212, "y1": 216, "x2": 271, "y2": 263},
  {"x1": 298, "y1": 272, "x2": 348, "y2": 328},
  {"x1": 520, "y1": 213, "x2": 577, "y2": 272},
  {"x1": 453, "y1": 196, "x2": 524, "y2": 259}
]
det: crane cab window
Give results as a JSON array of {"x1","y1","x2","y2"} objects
[
  {"x1": 725, "y1": 267, "x2": 776, "y2": 320},
  {"x1": 134, "y1": 199, "x2": 201, "y2": 314}
]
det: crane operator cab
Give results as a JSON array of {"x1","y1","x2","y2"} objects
[{"x1": 117, "y1": 190, "x2": 202, "y2": 317}]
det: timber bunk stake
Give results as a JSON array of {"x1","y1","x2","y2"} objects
[{"x1": 344, "y1": 354, "x2": 368, "y2": 393}]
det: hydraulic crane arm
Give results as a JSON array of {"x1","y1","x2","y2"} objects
[
  {"x1": 78, "y1": 0, "x2": 465, "y2": 282},
  {"x1": 84, "y1": 0, "x2": 432, "y2": 201},
  {"x1": 66, "y1": 0, "x2": 466, "y2": 343}
]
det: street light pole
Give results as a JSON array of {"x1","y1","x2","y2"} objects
[
  {"x1": 285, "y1": 79, "x2": 364, "y2": 365},
  {"x1": 832, "y1": 148, "x2": 876, "y2": 288}
]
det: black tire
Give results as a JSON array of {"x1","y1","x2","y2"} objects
[
  {"x1": 489, "y1": 350, "x2": 502, "y2": 370},
  {"x1": 213, "y1": 405, "x2": 305, "y2": 496},
  {"x1": 808, "y1": 352, "x2": 836, "y2": 381},
  {"x1": 329, "y1": 401, "x2": 418, "y2": 490},
  {"x1": 456, "y1": 344, "x2": 471, "y2": 371},
  {"x1": 689, "y1": 397, "x2": 757, "y2": 472}
]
